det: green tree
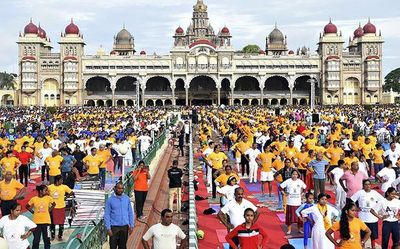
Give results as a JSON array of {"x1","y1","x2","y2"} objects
[
  {"x1": 242, "y1": 44, "x2": 261, "y2": 54},
  {"x1": 384, "y1": 68, "x2": 400, "y2": 92},
  {"x1": 0, "y1": 72, "x2": 16, "y2": 90}
]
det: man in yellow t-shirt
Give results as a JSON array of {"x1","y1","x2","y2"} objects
[
  {"x1": 48, "y1": 175, "x2": 73, "y2": 240},
  {"x1": 206, "y1": 145, "x2": 227, "y2": 199},
  {"x1": 234, "y1": 136, "x2": 252, "y2": 177},
  {"x1": 97, "y1": 145, "x2": 112, "y2": 189},
  {"x1": 0, "y1": 171, "x2": 26, "y2": 215},
  {"x1": 83, "y1": 148, "x2": 103, "y2": 180},
  {"x1": 371, "y1": 144, "x2": 385, "y2": 174},
  {"x1": 0, "y1": 150, "x2": 21, "y2": 176},
  {"x1": 325, "y1": 140, "x2": 344, "y2": 172},
  {"x1": 256, "y1": 146, "x2": 276, "y2": 196},
  {"x1": 45, "y1": 151, "x2": 64, "y2": 184}
]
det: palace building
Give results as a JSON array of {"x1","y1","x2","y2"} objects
[{"x1": 16, "y1": 0, "x2": 384, "y2": 107}]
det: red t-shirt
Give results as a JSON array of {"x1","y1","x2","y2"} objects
[
  {"x1": 226, "y1": 223, "x2": 268, "y2": 249},
  {"x1": 17, "y1": 152, "x2": 33, "y2": 165}
]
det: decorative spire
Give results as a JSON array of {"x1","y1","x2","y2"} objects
[
  {"x1": 275, "y1": 22, "x2": 277, "y2": 29},
  {"x1": 329, "y1": 17, "x2": 332, "y2": 23}
]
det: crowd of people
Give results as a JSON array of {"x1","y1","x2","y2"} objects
[
  {"x1": 195, "y1": 105, "x2": 400, "y2": 249},
  {"x1": 0, "y1": 106, "x2": 173, "y2": 249}
]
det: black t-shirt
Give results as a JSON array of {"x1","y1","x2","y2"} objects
[{"x1": 168, "y1": 167, "x2": 183, "y2": 188}]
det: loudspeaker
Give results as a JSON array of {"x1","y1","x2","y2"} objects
[
  {"x1": 274, "y1": 108, "x2": 280, "y2": 116},
  {"x1": 312, "y1": 113, "x2": 320, "y2": 123}
]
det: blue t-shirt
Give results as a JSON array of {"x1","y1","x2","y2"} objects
[
  {"x1": 62, "y1": 155, "x2": 75, "y2": 173},
  {"x1": 308, "y1": 159, "x2": 328, "y2": 179}
]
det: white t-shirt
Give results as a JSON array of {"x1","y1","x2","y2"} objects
[
  {"x1": 0, "y1": 214, "x2": 37, "y2": 249},
  {"x1": 38, "y1": 148, "x2": 53, "y2": 166},
  {"x1": 293, "y1": 135, "x2": 305, "y2": 150},
  {"x1": 220, "y1": 199, "x2": 257, "y2": 228},
  {"x1": 377, "y1": 167, "x2": 397, "y2": 192},
  {"x1": 358, "y1": 161, "x2": 369, "y2": 176},
  {"x1": 49, "y1": 139, "x2": 62, "y2": 151},
  {"x1": 139, "y1": 136, "x2": 152, "y2": 152},
  {"x1": 372, "y1": 198, "x2": 400, "y2": 222},
  {"x1": 280, "y1": 178, "x2": 306, "y2": 206},
  {"x1": 342, "y1": 139, "x2": 351, "y2": 151},
  {"x1": 383, "y1": 149, "x2": 400, "y2": 167},
  {"x1": 202, "y1": 147, "x2": 213, "y2": 158},
  {"x1": 217, "y1": 185, "x2": 239, "y2": 202},
  {"x1": 351, "y1": 190, "x2": 384, "y2": 223},
  {"x1": 245, "y1": 148, "x2": 261, "y2": 163},
  {"x1": 330, "y1": 168, "x2": 345, "y2": 191},
  {"x1": 142, "y1": 223, "x2": 186, "y2": 249},
  {"x1": 392, "y1": 176, "x2": 400, "y2": 192}
]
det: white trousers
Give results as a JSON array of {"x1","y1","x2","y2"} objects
[
  {"x1": 335, "y1": 186, "x2": 346, "y2": 210},
  {"x1": 249, "y1": 161, "x2": 258, "y2": 183}
]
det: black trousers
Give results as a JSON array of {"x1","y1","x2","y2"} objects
[
  {"x1": 134, "y1": 190, "x2": 147, "y2": 218},
  {"x1": 0, "y1": 199, "x2": 16, "y2": 216},
  {"x1": 240, "y1": 155, "x2": 249, "y2": 176},
  {"x1": 109, "y1": 225, "x2": 129, "y2": 249},
  {"x1": 131, "y1": 148, "x2": 136, "y2": 162},
  {"x1": 179, "y1": 145, "x2": 184, "y2": 156},
  {"x1": 32, "y1": 224, "x2": 51, "y2": 249},
  {"x1": 41, "y1": 165, "x2": 49, "y2": 182},
  {"x1": 50, "y1": 224, "x2": 64, "y2": 238},
  {"x1": 212, "y1": 168, "x2": 217, "y2": 199},
  {"x1": 382, "y1": 221, "x2": 399, "y2": 249},
  {"x1": 19, "y1": 164, "x2": 29, "y2": 187}
]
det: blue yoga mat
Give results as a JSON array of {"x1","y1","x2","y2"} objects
[
  {"x1": 288, "y1": 238, "x2": 312, "y2": 249},
  {"x1": 245, "y1": 183, "x2": 261, "y2": 192}
]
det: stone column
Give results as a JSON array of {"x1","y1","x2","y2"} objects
[
  {"x1": 141, "y1": 85, "x2": 146, "y2": 108},
  {"x1": 185, "y1": 82, "x2": 189, "y2": 106},
  {"x1": 289, "y1": 87, "x2": 293, "y2": 105},
  {"x1": 216, "y1": 80, "x2": 221, "y2": 106},
  {"x1": 110, "y1": 77, "x2": 116, "y2": 106},
  {"x1": 170, "y1": 82, "x2": 176, "y2": 106},
  {"x1": 259, "y1": 81, "x2": 265, "y2": 106}
]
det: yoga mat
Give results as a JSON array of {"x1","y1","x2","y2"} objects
[
  {"x1": 288, "y1": 238, "x2": 313, "y2": 249},
  {"x1": 209, "y1": 204, "x2": 221, "y2": 214},
  {"x1": 280, "y1": 224, "x2": 303, "y2": 239},
  {"x1": 223, "y1": 242, "x2": 230, "y2": 249},
  {"x1": 245, "y1": 183, "x2": 261, "y2": 192},
  {"x1": 276, "y1": 213, "x2": 285, "y2": 222},
  {"x1": 216, "y1": 229, "x2": 227, "y2": 243}
]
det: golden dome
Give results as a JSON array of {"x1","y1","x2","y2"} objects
[{"x1": 193, "y1": 0, "x2": 207, "y2": 12}]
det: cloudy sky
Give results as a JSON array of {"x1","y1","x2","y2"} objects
[{"x1": 1, "y1": 0, "x2": 399, "y2": 75}]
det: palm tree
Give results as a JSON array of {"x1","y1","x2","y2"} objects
[{"x1": 0, "y1": 72, "x2": 16, "y2": 90}]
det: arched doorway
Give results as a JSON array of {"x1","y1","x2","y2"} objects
[
  {"x1": 294, "y1": 75, "x2": 319, "y2": 105},
  {"x1": 106, "y1": 100, "x2": 113, "y2": 107},
  {"x1": 117, "y1": 100, "x2": 125, "y2": 106},
  {"x1": 1, "y1": 94, "x2": 14, "y2": 106},
  {"x1": 165, "y1": 99, "x2": 172, "y2": 106},
  {"x1": 42, "y1": 78, "x2": 60, "y2": 106},
  {"x1": 155, "y1": 99, "x2": 163, "y2": 106},
  {"x1": 86, "y1": 77, "x2": 111, "y2": 93},
  {"x1": 86, "y1": 100, "x2": 95, "y2": 106},
  {"x1": 146, "y1": 77, "x2": 171, "y2": 92},
  {"x1": 343, "y1": 77, "x2": 360, "y2": 104},
  {"x1": 146, "y1": 99, "x2": 154, "y2": 106},
  {"x1": 126, "y1": 100, "x2": 134, "y2": 106},
  {"x1": 263, "y1": 99, "x2": 269, "y2": 105},
  {"x1": 97, "y1": 100, "x2": 105, "y2": 106},
  {"x1": 251, "y1": 99, "x2": 259, "y2": 105},
  {"x1": 271, "y1": 99, "x2": 278, "y2": 105},
  {"x1": 280, "y1": 99, "x2": 288, "y2": 106},
  {"x1": 234, "y1": 76, "x2": 260, "y2": 91},
  {"x1": 265, "y1": 76, "x2": 289, "y2": 91},
  {"x1": 234, "y1": 99, "x2": 241, "y2": 105},
  {"x1": 115, "y1": 76, "x2": 137, "y2": 93},
  {"x1": 220, "y1": 78, "x2": 230, "y2": 105},
  {"x1": 242, "y1": 99, "x2": 250, "y2": 106},
  {"x1": 292, "y1": 98, "x2": 298, "y2": 105},
  {"x1": 189, "y1": 76, "x2": 216, "y2": 105},
  {"x1": 175, "y1": 79, "x2": 185, "y2": 106},
  {"x1": 300, "y1": 98, "x2": 307, "y2": 105}
]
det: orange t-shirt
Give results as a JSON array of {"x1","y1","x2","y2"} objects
[{"x1": 132, "y1": 169, "x2": 149, "y2": 191}]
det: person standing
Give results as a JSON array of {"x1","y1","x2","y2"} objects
[
  {"x1": 225, "y1": 208, "x2": 268, "y2": 249},
  {"x1": 0, "y1": 171, "x2": 26, "y2": 216},
  {"x1": 245, "y1": 143, "x2": 261, "y2": 183},
  {"x1": 301, "y1": 193, "x2": 339, "y2": 249},
  {"x1": 16, "y1": 146, "x2": 33, "y2": 187},
  {"x1": 370, "y1": 187, "x2": 400, "y2": 249},
  {"x1": 45, "y1": 151, "x2": 64, "y2": 184},
  {"x1": 206, "y1": 145, "x2": 228, "y2": 199},
  {"x1": 104, "y1": 182, "x2": 135, "y2": 249},
  {"x1": 325, "y1": 202, "x2": 371, "y2": 249},
  {"x1": 256, "y1": 145, "x2": 275, "y2": 196},
  {"x1": 0, "y1": 202, "x2": 37, "y2": 249},
  {"x1": 167, "y1": 160, "x2": 183, "y2": 213},
  {"x1": 97, "y1": 144, "x2": 112, "y2": 190},
  {"x1": 60, "y1": 149, "x2": 76, "y2": 186},
  {"x1": 307, "y1": 152, "x2": 329, "y2": 201},
  {"x1": 328, "y1": 160, "x2": 348, "y2": 210},
  {"x1": 26, "y1": 184, "x2": 56, "y2": 249},
  {"x1": 0, "y1": 150, "x2": 21, "y2": 180},
  {"x1": 82, "y1": 148, "x2": 102, "y2": 181},
  {"x1": 339, "y1": 161, "x2": 368, "y2": 201},
  {"x1": 132, "y1": 161, "x2": 150, "y2": 220},
  {"x1": 142, "y1": 209, "x2": 187, "y2": 249},
  {"x1": 351, "y1": 180, "x2": 384, "y2": 249},
  {"x1": 37, "y1": 143, "x2": 53, "y2": 182},
  {"x1": 48, "y1": 175, "x2": 73, "y2": 241}
]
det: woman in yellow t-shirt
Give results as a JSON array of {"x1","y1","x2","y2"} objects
[
  {"x1": 325, "y1": 202, "x2": 371, "y2": 249},
  {"x1": 48, "y1": 175, "x2": 73, "y2": 240},
  {"x1": 26, "y1": 184, "x2": 56, "y2": 249}
]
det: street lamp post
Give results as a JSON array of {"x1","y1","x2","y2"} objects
[
  {"x1": 308, "y1": 78, "x2": 316, "y2": 111},
  {"x1": 135, "y1": 80, "x2": 140, "y2": 112}
]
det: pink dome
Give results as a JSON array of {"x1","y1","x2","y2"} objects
[
  {"x1": 363, "y1": 20, "x2": 376, "y2": 34},
  {"x1": 259, "y1": 49, "x2": 265, "y2": 54},
  {"x1": 38, "y1": 25, "x2": 46, "y2": 38},
  {"x1": 24, "y1": 20, "x2": 38, "y2": 34},
  {"x1": 65, "y1": 19, "x2": 80, "y2": 35},
  {"x1": 288, "y1": 50, "x2": 294, "y2": 54},
  {"x1": 175, "y1": 26, "x2": 184, "y2": 34},
  {"x1": 221, "y1": 26, "x2": 230, "y2": 34},
  {"x1": 353, "y1": 25, "x2": 364, "y2": 38},
  {"x1": 324, "y1": 20, "x2": 337, "y2": 34},
  {"x1": 140, "y1": 50, "x2": 146, "y2": 55}
]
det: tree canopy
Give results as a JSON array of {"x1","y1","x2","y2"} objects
[
  {"x1": 384, "y1": 68, "x2": 400, "y2": 92},
  {"x1": 0, "y1": 72, "x2": 16, "y2": 90},
  {"x1": 242, "y1": 44, "x2": 261, "y2": 54}
]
